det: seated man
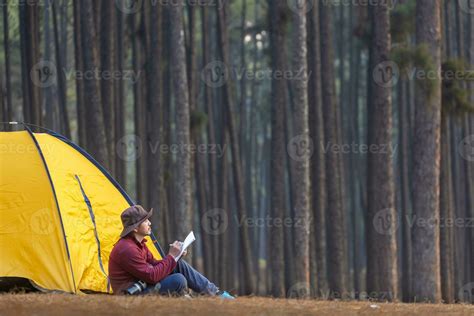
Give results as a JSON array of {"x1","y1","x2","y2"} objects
[{"x1": 108, "y1": 205, "x2": 234, "y2": 299}]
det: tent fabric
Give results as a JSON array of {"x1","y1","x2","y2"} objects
[{"x1": 0, "y1": 130, "x2": 162, "y2": 294}]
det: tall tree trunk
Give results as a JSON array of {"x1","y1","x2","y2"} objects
[
  {"x1": 19, "y1": 0, "x2": 42, "y2": 125},
  {"x1": 289, "y1": 0, "x2": 311, "y2": 298},
  {"x1": 320, "y1": 1, "x2": 349, "y2": 296},
  {"x1": 51, "y1": 1, "x2": 70, "y2": 139},
  {"x1": 73, "y1": 0, "x2": 86, "y2": 147},
  {"x1": 115, "y1": 6, "x2": 126, "y2": 185},
  {"x1": 216, "y1": 0, "x2": 255, "y2": 294},
  {"x1": 2, "y1": 0, "x2": 12, "y2": 123},
  {"x1": 411, "y1": 0, "x2": 442, "y2": 303},
  {"x1": 169, "y1": 0, "x2": 192, "y2": 241},
  {"x1": 200, "y1": 2, "x2": 216, "y2": 281},
  {"x1": 43, "y1": 1, "x2": 54, "y2": 129},
  {"x1": 269, "y1": 0, "x2": 288, "y2": 298},
  {"x1": 308, "y1": 0, "x2": 327, "y2": 297},
  {"x1": 366, "y1": 0, "x2": 398, "y2": 301},
  {"x1": 100, "y1": 0, "x2": 116, "y2": 174},
  {"x1": 79, "y1": 0, "x2": 108, "y2": 167},
  {"x1": 399, "y1": 78, "x2": 412, "y2": 302},
  {"x1": 146, "y1": 1, "x2": 164, "y2": 250},
  {"x1": 439, "y1": 113, "x2": 455, "y2": 303},
  {"x1": 130, "y1": 9, "x2": 148, "y2": 204}
]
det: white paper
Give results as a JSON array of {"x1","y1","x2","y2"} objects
[{"x1": 177, "y1": 231, "x2": 195, "y2": 260}]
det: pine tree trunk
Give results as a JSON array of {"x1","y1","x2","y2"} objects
[
  {"x1": 366, "y1": 0, "x2": 398, "y2": 301},
  {"x1": 115, "y1": 7, "x2": 126, "y2": 186},
  {"x1": 200, "y1": 2, "x2": 216, "y2": 281},
  {"x1": 19, "y1": 0, "x2": 42, "y2": 126},
  {"x1": 320, "y1": 1, "x2": 349, "y2": 296},
  {"x1": 51, "y1": 1, "x2": 70, "y2": 139},
  {"x1": 73, "y1": 0, "x2": 86, "y2": 147},
  {"x1": 100, "y1": 0, "x2": 116, "y2": 174},
  {"x1": 2, "y1": 0, "x2": 12, "y2": 123},
  {"x1": 411, "y1": 0, "x2": 442, "y2": 303},
  {"x1": 130, "y1": 9, "x2": 148, "y2": 204},
  {"x1": 78, "y1": 0, "x2": 109, "y2": 166},
  {"x1": 308, "y1": 0, "x2": 328, "y2": 297},
  {"x1": 169, "y1": 0, "x2": 192, "y2": 241},
  {"x1": 399, "y1": 78, "x2": 412, "y2": 302},
  {"x1": 146, "y1": 2, "x2": 164, "y2": 250},
  {"x1": 289, "y1": 0, "x2": 311, "y2": 298},
  {"x1": 440, "y1": 114, "x2": 455, "y2": 303},
  {"x1": 216, "y1": 0, "x2": 255, "y2": 294},
  {"x1": 269, "y1": 0, "x2": 288, "y2": 298}
]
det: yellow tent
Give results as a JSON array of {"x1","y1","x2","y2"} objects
[{"x1": 0, "y1": 125, "x2": 163, "y2": 294}]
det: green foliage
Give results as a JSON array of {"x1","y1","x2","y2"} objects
[
  {"x1": 390, "y1": 0, "x2": 416, "y2": 44},
  {"x1": 190, "y1": 110, "x2": 208, "y2": 132},
  {"x1": 441, "y1": 58, "x2": 474, "y2": 114},
  {"x1": 391, "y1": 46, "x2": 414, "y2": 74},
  {"x1": 391, "y1": 44, "x2": 444, "y2": 102},
  {"x1": 412, "y1": 44, "x2": 439, "y2": 101}
]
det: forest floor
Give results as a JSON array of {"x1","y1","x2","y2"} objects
[{"x1": 1, "y1": 293, "x2": 474, "y2": 316}]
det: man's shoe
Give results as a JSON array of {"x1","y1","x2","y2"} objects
[{"x1": 217, "y1": 290, "x2": 235, "y2": 300}]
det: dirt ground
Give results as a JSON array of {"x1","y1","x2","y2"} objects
[{"x1": 1, "y1": 294, "x2": 474, "y2": 316}]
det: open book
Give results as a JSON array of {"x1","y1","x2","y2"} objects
[{"x1": 176, "y1": 231, "x2": 195, "y2": 260}]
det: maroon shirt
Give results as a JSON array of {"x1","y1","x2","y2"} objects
[{"x1": 108, "y1": 236, "x2": 177, "y2": 294}]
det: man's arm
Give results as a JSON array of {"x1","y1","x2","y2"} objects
[{"x1": 120, "y1": 247, "x2": 177, "y2": 284}]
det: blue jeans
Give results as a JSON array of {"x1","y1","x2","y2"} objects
[{"x1": 142, "y1": 260, "x2": 218, "y2": 296}]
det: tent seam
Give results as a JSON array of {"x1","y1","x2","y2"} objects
[{"x1": 24, "y1": 125, "x2": 78, "y2": 294}]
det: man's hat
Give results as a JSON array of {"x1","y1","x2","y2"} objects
[{"x1": 119, "y1": 205, "x2": 153, "y2": 238}]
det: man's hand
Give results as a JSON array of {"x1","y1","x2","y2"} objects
[{"x1": 168, "y1": 241, "x2": 182, "y2": 258}]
